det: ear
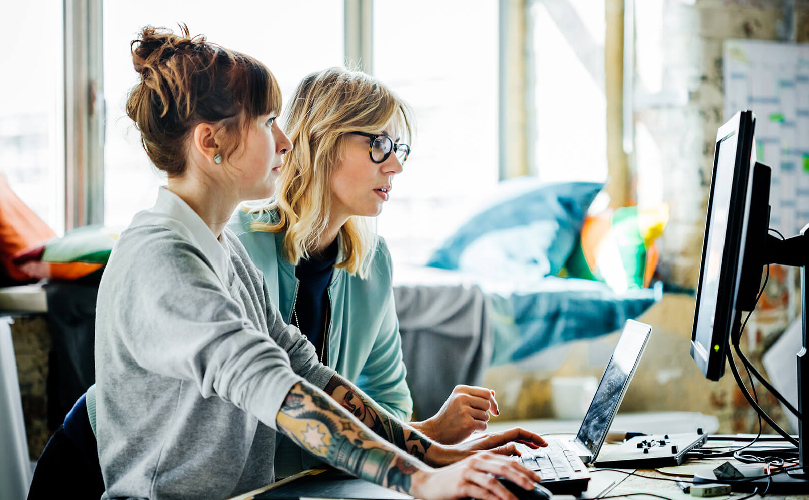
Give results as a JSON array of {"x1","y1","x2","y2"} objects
[{"x1": 191, "y1": 122, "x2": 220, "y2": 163}]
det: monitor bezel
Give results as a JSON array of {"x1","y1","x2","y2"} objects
[{"x1": 690, "y1": 110, "x2": 756, "y2": 381}]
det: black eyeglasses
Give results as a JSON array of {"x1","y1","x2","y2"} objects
[{"x1": 350, "y1": 132, "x2": 411, "y2": 165}]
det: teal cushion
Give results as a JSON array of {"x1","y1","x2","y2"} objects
[{"x1": 426, "y1": 178, "x2": 603, "y2": 277}]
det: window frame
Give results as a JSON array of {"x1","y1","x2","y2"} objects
[{"x1": 69, "y1": 0, "x2": 630, "y2": 227}]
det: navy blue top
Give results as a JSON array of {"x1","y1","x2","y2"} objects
[{"x1": 293, "y1": 238, "x2": 338, "y2": 362}]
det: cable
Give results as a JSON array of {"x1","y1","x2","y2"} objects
[
  {"x1": 592, "y1": 468, "x2": 693, "y2": 484},
  {"x1": 768, "y1": 228, "x2": 785, "y2": 240},
  {"x1": 594, "y1": 494, "x2": 675, "y2": 500},
  {"x1": 731, "y1": 347, "x2": 765, "y2": 462},
  {"x1": 726, "y1": 257, "x2": 799, "y2": 447},
  {"x1": 732, "y1": 488, "x2": 760, "y2": 500},
  {"x1": 735, "y1": 345, "x2": 802, "y2": 419},
  {"x1": 727, "y1": 347, "x2": 799, "y2": 446}
]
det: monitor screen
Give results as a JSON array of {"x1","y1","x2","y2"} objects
[{"x1": 691, "y1": 110, "x2": 769, "y2": 381}]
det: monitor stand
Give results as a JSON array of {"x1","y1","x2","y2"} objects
[{"x1": 693, "y1": 230, "x2": 809, "y2": 493}]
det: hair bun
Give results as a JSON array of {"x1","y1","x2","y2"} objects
[{"x1": 131, "y1": 24, "x2": 205, "y2": 75}]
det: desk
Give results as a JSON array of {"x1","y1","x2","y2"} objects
[
  {"x1": 231, "y1": 452, "x2": 809, "y2": 500},
  {"x1": 230, "y1": 414, "x2": 809, "y2": 500}
]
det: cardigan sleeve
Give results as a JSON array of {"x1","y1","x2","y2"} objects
[{"x1": 354, "y1": 241, "x2": 413, "y2": 421}]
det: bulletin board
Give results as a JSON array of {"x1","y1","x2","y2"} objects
[{"x1": 724, "y1": 39, "x2": 809, "y2": 237}]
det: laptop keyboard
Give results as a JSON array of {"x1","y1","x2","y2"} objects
[{"x1": 518, "y1": 440, "x2": 591, "y2": 494}]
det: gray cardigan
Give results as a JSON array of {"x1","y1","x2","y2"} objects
[{"x1": 95, "y1": 189, "x2": 335, "y2": 500}]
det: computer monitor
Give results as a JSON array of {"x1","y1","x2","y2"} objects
[
  {"x1": 690, "y1": 110, "x2": 809, "y2": 490},
  {"x1": 691, "y1": 110, "x2": 769, "y2": 382}
]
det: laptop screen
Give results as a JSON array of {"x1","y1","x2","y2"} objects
[{"x1": 575, "y1": 320, "x2": 652, "y2": 458}]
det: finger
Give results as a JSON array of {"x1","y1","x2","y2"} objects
[
  {"x1": 470, "y1": 408, "x2": 491, "y2": 423},
  {"x1": 460, "y1": 393, "x2": 495, "y2": 412},
  {"x1": 498, "y1": 427, "x2": 548, "y2": 447},
  {"x1": 462, "y1": 483, "x2": 502, "y2": 500},
  {"x1": 470, "y1": 456, "x2": 540, "y2": 491},
  {"x1": 490, "y1": 443, "x2": 521, "y2": 456},
  {"x1": 474, "y1": 471, "x2": 518, "y2": 500},
  {"x1": 489, "y1": 390, "x2": 500, "y2": 416},
  {"x1": 455, "y1": 385, "x2": 496, "y2": 399}
]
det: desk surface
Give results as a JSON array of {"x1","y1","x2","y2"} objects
[{"x1": 230, "y1": 415, "x2": 808, "y2": 500}]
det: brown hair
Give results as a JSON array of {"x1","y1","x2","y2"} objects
[{"x1": 125, "y1": 24, "x2": 282, "y2": 176}]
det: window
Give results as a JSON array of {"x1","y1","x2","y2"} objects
[
  {"x1": 102, "y1": 1, "x2": 344, "y2": 228},
  {"x1": 528, "y1": 0, "x2": 608, "y2": 183},
  {"x1": 0, "y1": 2, "x2": 65, "y2": 234},
  {"x1": 373, "y1": 0, "x2": 500, "y2": 265}
]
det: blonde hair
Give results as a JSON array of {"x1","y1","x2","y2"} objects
[{"x1": 247, "y1": 67, "x2": 413, "y2": 277}]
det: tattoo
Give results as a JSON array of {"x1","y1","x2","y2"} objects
[
  {"x1": 277, "y1": 381, "x2": 422, "y2": 494},
  {"x1": 323, "y1": 375, "x2": 433, "y2": 460},
  {"x1": 386, "y1": 457, "x2": 416, "y2": 493}
]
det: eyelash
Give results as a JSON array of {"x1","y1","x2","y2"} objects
[{"x1": 266, "y1": 117, "x2": 276, "y2": 127}]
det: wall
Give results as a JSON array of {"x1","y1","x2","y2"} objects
[{"x1": 638, "y1": 0, "x2": 809, "y2": 289}]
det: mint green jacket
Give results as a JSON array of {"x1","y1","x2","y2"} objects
[{"x1": 227, "y1": 209, "x2": 413, "y2": 421}]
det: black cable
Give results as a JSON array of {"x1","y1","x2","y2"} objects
[
  {"x1": 733, "y1": 487, "x2": 761, "y2": 500},
  {"x1": 735, "y1": 346, "x2": 802, "y2": 419},
  {"x1": 731, "y1": 230, "x2": 802, "y2": 419},
  {"x1": 592, "y1": 468, "x2": 693, "y2": 484},
  {"x1": 726, "y1": 257, "x2": 799, "y2": 447},
  {"x1": 727, "y1": 347, "x2": 799, "y2": 446},
  {"x1": 731, "y1": 346, "x2": 765, "y2": 463},
  {"x1": 594, "y1": 494, "x2": 675, "y2": 500}
]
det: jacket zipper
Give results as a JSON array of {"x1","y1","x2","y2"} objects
[{"x1": 321, "y1": 289, "x2": 332, "y2": 366}]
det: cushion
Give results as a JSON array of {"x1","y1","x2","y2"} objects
[
  {"x1": 0, "y1": 174, "x2": 57, "y2": 283},
  {"x1": 426, "y1": 178, "x2": 603, "y2": 277},
  {"x1": 564, "y1": 205, "x2": 668, "y2": 293},
  {"x1": 12, "y1": 225, "x2": 118, "y2": 281}
]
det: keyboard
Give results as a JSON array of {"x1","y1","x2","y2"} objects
[{"x1": 519, "y1": 440, "x2": 591, "y2": 495}]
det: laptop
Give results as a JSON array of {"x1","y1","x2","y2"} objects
[{"x1": 518, "y1": 319, "x2": 653, "y2": 494}]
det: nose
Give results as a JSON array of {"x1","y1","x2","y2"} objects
[
  {"x1": 275, "y1": 126, "x2": 293, "y2": 155},
  {"x1": 384, "y1": 155, "x2": 404, "y2": 175}
]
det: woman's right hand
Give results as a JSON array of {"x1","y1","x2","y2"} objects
[{"x1": 410, "y1": 452, "x2": 541, "y2": 500}]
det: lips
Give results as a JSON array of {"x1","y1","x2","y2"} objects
[{"x1": 374, "y1": 185, "x2": 391, "y2": 201}]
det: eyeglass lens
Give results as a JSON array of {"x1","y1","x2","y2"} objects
[
  {"x1": 370, "y1": 135, "x2": 409, "y2": 164},
  {"x1": 371, "y1": 136, "x2": 393, "y2": 163}
]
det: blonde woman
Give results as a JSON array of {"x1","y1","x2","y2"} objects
[{"x1": 229, "y1": 68, "x2": 538, "y2": 476}]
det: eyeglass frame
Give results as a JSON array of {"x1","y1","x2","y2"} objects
[{"x1": 349, "y1": 132, "x2": 411, "y2": 165}]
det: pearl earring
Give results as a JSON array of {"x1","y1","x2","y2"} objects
[{"x1": 214, "y1": 153, "x2": 222, "y2": 164}]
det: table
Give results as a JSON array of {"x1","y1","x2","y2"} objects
[{"x1": 230, "y1": 413, "x2": 809, "y2": 499}]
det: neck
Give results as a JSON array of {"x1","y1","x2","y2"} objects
[
  {"x1": 313, "y1": 214, "x2": 348, "y2": 255},
  {"x1": 167, "y1": 174, "x2": 237, "y2": 238}
]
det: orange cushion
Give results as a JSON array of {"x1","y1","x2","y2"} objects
[{"x1": 0, "y1": 174, "x2": 56, "y2": 282}]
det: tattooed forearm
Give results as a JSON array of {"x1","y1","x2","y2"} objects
[
  {"x1": 277, "y1": 381, "x2": 425, "y2": 494},
  {"x1": 324, "y1": 374, "x2": 433, "y2": 460}
]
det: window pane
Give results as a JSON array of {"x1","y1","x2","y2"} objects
[
  {"x1": 530, "y1": 0, "x2": 607, "y2": 183},
  {"x1": 373, "y1": 0, "x2": 499, "y2": 266},
  {"x1": 0, "y1": 2, "x2": 65, "y2": 234},
  {"x1": 103, "y1": 1, "x2": 344, "y2": 228}
]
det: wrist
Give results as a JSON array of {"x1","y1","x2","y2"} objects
[
  {"x1": 408, "y1": 467, "x2": 434, "y2": 498},
  {"x1": 424, "y1": 443, "x2": 469, "y2": 467},
  {"x1": 411, "y1": 419, "x2": 436, "y2": 441}
]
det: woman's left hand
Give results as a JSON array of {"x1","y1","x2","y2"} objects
[
  {"x1": 423, "y1": 428, "x2": 547, "y2": 467},
  {"x1": 458, "y1": 427, "x2": 547, "y2": 454}
]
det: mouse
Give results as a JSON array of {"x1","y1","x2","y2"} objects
[{"x1": 496, "y1": 477, "x2": 553, "y2": 500}]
